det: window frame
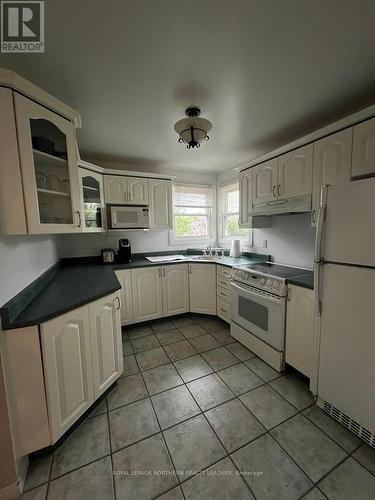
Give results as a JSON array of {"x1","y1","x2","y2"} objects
[
  {"x1": 169, "y1": 183, "x2": 216, "y2": 246},
  {"x1": 218, "y1": 181, "x2": 252, "y2": 246}
]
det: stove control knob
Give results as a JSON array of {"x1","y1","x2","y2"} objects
[
  {"x1": 273, "y1": 281, "x2": 280, "y2": 289},
  {"x1": 259, "y1": 278, "x2": 266, "y2": 285},
  {"x1": 266, "y1": 279, "x2": 273, "y2": 287}
]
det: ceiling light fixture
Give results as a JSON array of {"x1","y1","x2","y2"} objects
[{"x1": 174, "y1": 107, "x2": 212, "y2": 149}]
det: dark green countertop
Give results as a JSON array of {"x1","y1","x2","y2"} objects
[
  {"x1": 0, "y1": 251, "x2": 269, "y2": 330},
  {"x1": 287, "y1": 273, "x2": 314, "y2": 290}
]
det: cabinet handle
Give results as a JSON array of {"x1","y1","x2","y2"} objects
[
  {"x1": 272, "y1": 185, "x2": 277, "y2": 198},
  {"x1": 158, "y1": 268, "x2": 162, "y2": 278},
  {"x1": 128, "y1": 192, "x2": 132, "y2": 201},
  {"x1": 277, "y1": 184, "x2": 281, "y2": 196},
  {"x1": 220, "y1": 307, "x2": 227, "y2": 313},
  {"x1": 311, "y1": 209, "x2": 316, "y2": 225},
  {"x1": 163, "y1": 268, "x2": 166, "y2": 277},
  {"x1": 114, "y1": 296, "x2": 121, "y2": 310},
  {"x1": 75, "y1": 211, "x2": 81, "y2": 228}
]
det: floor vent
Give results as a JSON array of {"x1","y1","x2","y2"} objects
[{"x1": 322, "y1": 400, "x2": 375, "y2": 449}]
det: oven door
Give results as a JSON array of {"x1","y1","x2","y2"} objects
[
  {"x1": 109, "y1": 205, "x2": 149, "y2": 229},
  {"x1": 230, "y1": 281, "x2": 285, "y2": 351}
]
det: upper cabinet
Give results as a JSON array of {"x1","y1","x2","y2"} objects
[
  {"x1": 277, "y1": 144, "x2": 313, "y2": 199},
  {"x1": 252, "y1": 158, "x2": 278, "y2": 205},
  {"x1": 239, "y1": 169, "x2": 272, "y2": 228},
  {"x1": 104, "y1": 175, "x2": 127, "y2": 204},
  {"x1": 103, "y1": 175, "x2": 148, "y2": 205},
  {"x1": 312, "y1": 129, "x2": 352, "y2": 225},
  {"x1": 149, "y1": 179, "x2": 173, "y2": 229},
  {"x1": 351, "y1": 117, "x2": 375, "y2": 178},
  {"x1": 79, "y1": 168, "x2": 106, "y2": 232},
  {"x1": 127, "y1": 177, "x2": 148, "y2": 204},
  {"x1": 14, "y1": 94, "x2": 82, "y2": 233}
]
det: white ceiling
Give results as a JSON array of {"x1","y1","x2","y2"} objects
[{"x1": 1, "y1": 0, "x2": 375, "y2": 173}]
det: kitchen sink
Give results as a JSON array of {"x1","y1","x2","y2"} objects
[{"x1": 190, "y1": 255, "x2": 223, "y2": 261}]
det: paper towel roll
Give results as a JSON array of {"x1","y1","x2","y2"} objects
[{"x1": 230, "y1": 240, "x2": 241, "y2": 257}]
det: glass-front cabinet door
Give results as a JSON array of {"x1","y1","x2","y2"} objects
[
  {"x1": 14, "y1": 94, "x2": 81, "y2": 233},
  {"x1": 78, "y1": 168, "x2": 106, "y2": 232}
]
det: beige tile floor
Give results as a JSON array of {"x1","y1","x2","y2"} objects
[{"x1": 22, "y1": 314, "x2": 375, "y2": 500}]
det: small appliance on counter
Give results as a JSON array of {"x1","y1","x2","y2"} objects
[
  {"x1": 118, "y1": 239, "x2": 132, "y2": 263},
  {"x1": 101, "y1": 248, "x2": 115, "y2": 264}
]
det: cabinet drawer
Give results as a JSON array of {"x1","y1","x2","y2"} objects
[
  {"x1": 217, "y1": 276, "x2": 230, "y2": 290},
  {"x1": 217, "y1": 297, "x2": 230, "y2": 323},
  {"x1": 217, "y1": 286, "x2": 230, "y2": 301},
  {"x1": 216, "y1": 265, "x2": 231, "y2": 278}
]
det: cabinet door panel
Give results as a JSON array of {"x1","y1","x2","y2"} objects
[
  {"x1": 285, "y1": 285, "x2": 314, "y2": 377},
  {"x1": 189, "y1": 264, "x2": 216, "y2": 315},
  {"x1": 132, "y1": 267, "x2": 163, "y2": 322},
  {"x1": 89, "y1": 293, "x2": 123, "y2": 399},
  {"x1": 104, "y1": 175, "x2": 127, "y2": 204},
  {"x1": 79, "y1": 168, "x2": 106, "y2": 232},
  {"x1": 149, "y1": 180, "x2": 172, "y2": 229},
  {"x1": 252, "y1": 159, "x2": 278, "y2": 205},
  {"x1": 127, "y1": 177, "x2": 148, "y2": 205},
  {"x1": 41, "y1": 306, "x2": 93, "y2": 443},
  {"x1": 312, "y1": 129, "x2": 352, "y2": 225},
  {"x1": 352, "y1": 117, "x2": 375, "y2": 178},
  {"x1": 278, "y1": 144, "x2": 313, "y2": 199},
  {"x1": 14, "y1": 94, "x2": 81, "y2": 234},
  {"x1": 162, "y1": 264, "x2": 189, "y2": 316},
  {"x1": 115, "y1": 270, "x2": 134, "y2": 325},
  {"x1": 239, "y1": 170, "x2": 253, "y2": 227}
]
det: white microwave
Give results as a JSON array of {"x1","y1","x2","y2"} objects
[{"x1": 108, "y1": 205, "x2": 150, "y2": 229}]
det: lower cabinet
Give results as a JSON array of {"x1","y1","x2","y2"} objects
[
  {"x1": 131, "y1": 264, "x2": 189, "y2": 322},
  {"x1": 40, "y1": 291, "x2": 122, "y2": 443},
  {"x1": 131, "y1": 267, "x2": 163, "y2": 322},
  {"x1": 90, "y1": 294, "x2": 123, "y2": 399},
  {"x1": 189, "y1": 263, "x2": 216, "y2": 315},
  {"x1": 162, "y1": 264, "x2": 189, "y2": 316},
  {"x1": 115, "y1": 269, "x2": 134, "y2": 325},
  {"x1": 285, "y1": 285, "x2": 314, "y2": 377}
]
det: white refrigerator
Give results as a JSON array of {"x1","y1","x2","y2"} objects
[{"x1": 313, "y1": 177, "x2": 375, "y2": 448}]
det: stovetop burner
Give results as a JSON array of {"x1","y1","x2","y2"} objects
[{"x1": 246, "y1": 262, "x2": 313, "y2": 279}]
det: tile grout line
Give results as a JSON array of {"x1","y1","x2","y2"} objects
[{"x1": 133, "y1": 344, "x2": 187, "y2": 498}]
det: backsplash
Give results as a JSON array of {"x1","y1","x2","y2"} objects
[
  {"x1": 253, "y1": 213, "x2": 315, "y2": 269},
  {"x1": 0, "y1": 235, "x2": 58, "y2": 307}
]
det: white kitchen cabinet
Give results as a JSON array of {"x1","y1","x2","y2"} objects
[
  {"x1": 40, "y1": 292, "x2": 122, "y2": 443},
  {"x1": 351, "y1": 117, "x2": 375, "y2": 178},
  {"x1": 115, "y1": 270, "x2": 134, "y2": 325},
  {"x1": 285, "y1": 285, "x2": 314, "y2": 378},
  {"x1": 252, "y1": 158, "x2": 278, "y2": 205},
  {"x1": 312, "y1": 129, "x2": 353, "y2": 225},
  {"x1": 89, "y1": 293, "x2": 123, "y2": 399},
  {"x1": 149, "y1": 179, "x2": 173, "y2": 229},
  {"x1": 162, "y1": 264, "x2": 189, "y2": 316},
  {"x1": 189, "y1": 264, "x2": 216, "y2": 315},
  {"x1": 78, "y1": 168, "x2": 106, "y2": 231},
  {"x1": 127, "y1": 177, "x2": 149, "y2": 205},
  {"x1": 131, "y1": 267, "x2": 163, "y2": 322},
  {"x1": 239, "y1": 170, "x2": 252, "y2": 227},
  {"x1": 278, "y1": 144, "x2": 313, "y2": 200},
  {"x1": 104, "y1": 175, "x2": 127, "y2": 204},
  {"x1": 13, "y1": 93, "x2": 82, "y2": 234},
  {"x1": 40, "y1": 305, "x2": 94, "y2": 442}
]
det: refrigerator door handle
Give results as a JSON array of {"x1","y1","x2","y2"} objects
[
  {"x1": 314, "y1": 262, "x2": 321, "y2": 315},
  {"x1": 314, "y1": 185, "x2": 328, "y2": 263}
]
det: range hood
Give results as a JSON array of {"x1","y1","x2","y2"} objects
[{"x1": 251, "y1": 194, "x2": 311, "y2": 216}]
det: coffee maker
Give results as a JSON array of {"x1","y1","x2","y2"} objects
[{"x1": 118, "y1": 239, "x2": 132, "y2": 263}]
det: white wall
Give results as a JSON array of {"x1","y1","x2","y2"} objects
[
  {"x1": 0, "y1": 235, "x2": 58, "y2": 307},
  {"x1": 253, "y1": 213, "x2": 315, "y2": 269}
]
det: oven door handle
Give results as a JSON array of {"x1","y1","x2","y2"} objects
[{"x1": 230, "y1": 282, "x2": 283, "y2": 305}]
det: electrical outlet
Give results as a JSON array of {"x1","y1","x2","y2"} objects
[{"x1": 262, "y1": 239, "x2": 267, "y2": 248}]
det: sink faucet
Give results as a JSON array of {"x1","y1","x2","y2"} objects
[{"x1": 206, "y1": 244, "x2": 212, "y2": 256}]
